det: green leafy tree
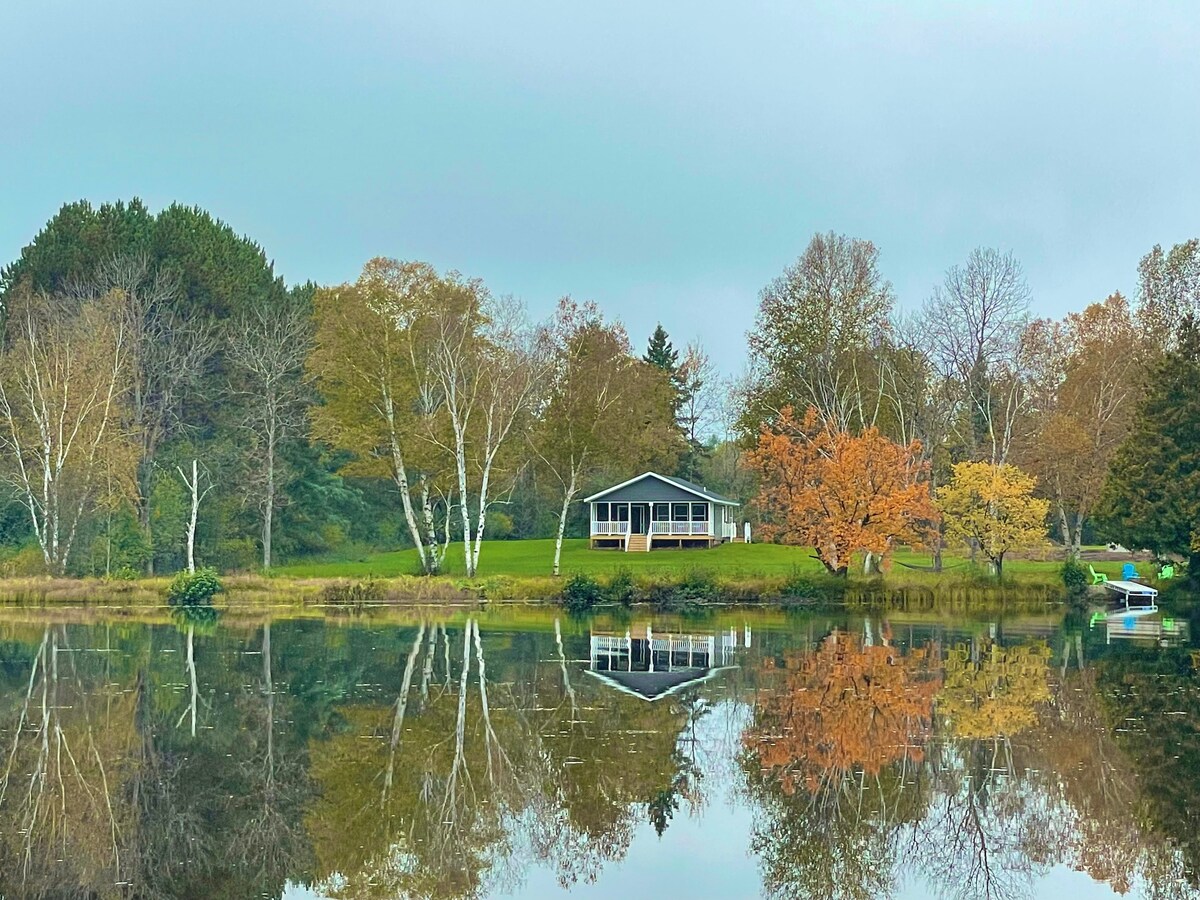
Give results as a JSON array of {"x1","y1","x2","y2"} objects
[
  {"x1": 745, "y1": 232, "x2": 895, "y2": 435},
  {"x1": 1096, "y1": 317, "x2": 1200, "y2": 571}
]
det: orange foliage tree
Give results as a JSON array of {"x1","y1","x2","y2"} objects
[
  {"x1": 744, "y1": 630, "x2": 942, "y2": 795},
  {"x1": 745, "y1": 406, "x2": 939, "y2": 575}
]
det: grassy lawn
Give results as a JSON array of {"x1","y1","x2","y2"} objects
[
  {"x1": 274, "y1": 539, "x2": 830, "y2": 579},
  {"x1": 273, "y1": 538, "x2": 1117, "y2": 584}
]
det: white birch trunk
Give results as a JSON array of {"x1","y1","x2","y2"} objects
[{"x1": 553, "y1": 466, "x2": 579, "y2": 577}]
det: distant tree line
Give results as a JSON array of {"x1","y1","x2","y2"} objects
[{"x1": 1, "y1": 200, "x2": 1196, "y2": 576}]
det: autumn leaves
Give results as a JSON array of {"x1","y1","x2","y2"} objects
[{"x1": 745, "y1": 406, "x2": 1047, "y2": 576}]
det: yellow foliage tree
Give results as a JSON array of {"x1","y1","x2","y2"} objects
[{"x1": 936, "y1": 461, "x2": 1049, "y2": 576}]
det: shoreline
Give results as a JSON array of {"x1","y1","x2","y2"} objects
[{"x1": 0, "y1": 567, "x2": 1079, "y2": 610}]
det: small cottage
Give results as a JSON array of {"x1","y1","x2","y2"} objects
[{"x1": 583, "y1": 472, "x2": 742, "y2": 551}]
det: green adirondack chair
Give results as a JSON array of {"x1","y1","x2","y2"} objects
[
  {"x1": 1158, "y1": 564, "x2": 1176, "y2": 580},
  {"x1": 1089, "y1": 564, "x2": 1108, "y2": 584}
]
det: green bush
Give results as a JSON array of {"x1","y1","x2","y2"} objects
[
  {"x1": 561, "y1": 573, "x2": 603, "y2": 614},
  {"x1": 1061, "y1": 558, "x2": 1088, "y2": 593},
  {"x1": 779, "y1": 567, "x2": 844, "y2": 603},
  {"x1": 166, "y1": 567, "x2": 223, "y2": 607},
  {"x1": 604, "y1": 569, "x2": 638, "y2": 606}
]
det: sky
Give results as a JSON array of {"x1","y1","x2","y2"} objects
[{"x1": 2, "y1": 1, "x2": 1198, "y2": 374}]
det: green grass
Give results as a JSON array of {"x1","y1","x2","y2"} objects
[
  {"x1": 273, "y1": 539, "x2": 830, "y2": 579},
  {"x1": 273, "y1": 538, "x2": 1096, "y2": 585}
]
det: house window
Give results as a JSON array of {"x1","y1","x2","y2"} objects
[
  {"x1": 653, "y1": 503, "x2": 670, "y2": 521},
  {"x1": 614, "y1": 503, "x2": 630, "y2": 522},
  {"x1": 691, "y1": 503, "x2": 707, "y2": 522},
  {"x1": 595, "y1": 503, "x2": 609, "y2": 522},
  {"x1": 671, "y1": 503, "x2": 689, "y2": 522}
]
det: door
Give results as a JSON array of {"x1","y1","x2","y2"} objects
[{"x1": 631, "y1": 504, "x2": 649, "y2": 535}]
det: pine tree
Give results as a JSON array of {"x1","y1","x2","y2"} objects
[
  {"x1": 1095, "y1": 317, "x2": 1200, "y2": 574},
  {"x1": 644, "y1": 324, "x2": 680, "y2": 377}
]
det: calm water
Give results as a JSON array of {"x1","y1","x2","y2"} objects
[{"x1": 1, "y1": 605, "x2": 1198, "y2": 899}]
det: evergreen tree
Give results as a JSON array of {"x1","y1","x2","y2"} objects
[
  {"x1": 644, "y1": 323, "x2": 680, "y2": 377},
  {"x1": 1095, "y1": 317, "x2": 1200, "y2": 574}
]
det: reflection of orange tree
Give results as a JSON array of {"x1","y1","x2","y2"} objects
[
  {"x1": 746, "y1": 630, "x2": 941, "y2": 794},
  {"x1": 937, "y1": 641, "x2": 1050, "y2": 739},
  {"x1": 741, "y1": 630, "x2": 941, "y2": 900}
]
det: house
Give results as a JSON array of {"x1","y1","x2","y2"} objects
[
  {"x1": 584, "y1": 624, "x2": 751, "y2": 701},
  {"x1": 583, "y1": 472, "x2": 742, "y2": 551}
]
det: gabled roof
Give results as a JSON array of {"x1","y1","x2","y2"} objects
[
  {"x1": 582, "y1": 666, "x2": 734, "y2": 701},
  {"x1": 582, "y1": 471, "x2": 739, "y2": 505}
]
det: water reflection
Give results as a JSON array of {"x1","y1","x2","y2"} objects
[{"x1": 0, "y1": 610, "x2": 1196, "y2": 898}]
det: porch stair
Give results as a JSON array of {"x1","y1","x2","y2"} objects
[{"x1": 626, "y1": 534, "x2": 650, "y2": 552}]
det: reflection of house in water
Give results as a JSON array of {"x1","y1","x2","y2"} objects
[{"x1": 585, "y1": 625, "x2": 751, "y2": 701}]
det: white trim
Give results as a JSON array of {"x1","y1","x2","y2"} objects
[
  {"x1": 582, "y1": 666, "x2": 737, "y2": 702},
  {"x1": 582, "y1": 471, "x2": 739, "y2": 505}
]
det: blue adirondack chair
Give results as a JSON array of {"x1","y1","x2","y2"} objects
[{"x1": 1122, "y1": 563, "x2": 1139, "y2": 581}]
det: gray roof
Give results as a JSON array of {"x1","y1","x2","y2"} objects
[{"x1": 582, "y1": 471, "x2": 739, "y2": 505}]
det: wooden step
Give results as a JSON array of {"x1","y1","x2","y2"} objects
[{"x1": 626, "y1": 534, "x2": 650, "y2": 552}]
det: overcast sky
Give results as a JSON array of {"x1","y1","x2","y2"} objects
[{"x1": 2, "y1": 1, "x2": 1197, "y2": 373}]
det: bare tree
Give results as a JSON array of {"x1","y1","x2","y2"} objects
[
  {"x1": 678, "y1": 341, "x2": 719, "y2": 447},
  {"x1": 228, "y1": 296, "x2": 312, "y2": 569},
  {"x1": 924, "y1": 248, "x2": 1032, "y2": 464},
  {"x1": 0, "y1": 289, "x2": 133, "y2": 573},
  {"x1": 68, "y1": 254, "x2": 215, "y2": 572},
  {"x1": 176, "y1": 458, "x2": 213, "y2": 573}
]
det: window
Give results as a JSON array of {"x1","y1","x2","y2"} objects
[
  {"x1": 653, "y1": 503, "x2": 670, "y2": 521},
  {"x1": 692, "y1": 503, "x2": 708, "y2": 522},
  {"x1": 614, "y1": 503, "x2": 630, "y2": 522},
  {"x1": 595, "y1": 503, "x2": 609, "y2": 522},
  {"x1": 671, "y1": 503, "x2": 689, "y2": 522}
]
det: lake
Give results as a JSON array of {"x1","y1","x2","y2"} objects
[{"x1": 0, "y1": 604, "x2": 1197, "y2": 899}]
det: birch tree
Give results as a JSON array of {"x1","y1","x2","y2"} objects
[
  {"x1": 0, "y1": 289, "x2": 134, "y2": 573},
  {"x1": 176, "y1": 458, "x2": 213, "y2": 573},
  {"x1": 228, "y1": 295, "x2": 312, "y2": 570},
  {"x1": 417, "y1": 283, "x2": 548, "y2": 577},
  {"x1": 308, "y1": 260, "x2": 453, "y2": 574},
  {"x1": 532, "y1": 299, "x2": 679, "y2": 575}
]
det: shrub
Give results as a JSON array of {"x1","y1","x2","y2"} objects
[
  {"x1": 647, "y1": 570, "x2": 720, "y2": 612},
  {"x1": 561, "y1": 573, "x2": 603, "y2": 614},
  {"x1": 166, "y1": 567, "x2": 223, "y2": 607},
  {"x1": 604, "y1": 569, "x2": 638, "y2": 606},
  {"x1": 779, "y1": 568, "x2": 844, "y2": 604},
  {"x1": 1060, "y1": 558, "x2": 1088, "y2": 593},
  {"x1": 321, "y1": 579, "x2": 384, "y2": 606}
]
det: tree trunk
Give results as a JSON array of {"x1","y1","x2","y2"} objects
[
  {"x1": 419, "y1": 480, "x2": 442, "y2": 575},
  {"x1": 553, "y1": 470, "x2": 578, "y2": 577},
  {"x1": 385, "y1": 394, "x2": 430, "y2": 574},
  {"x1": 1057, "y1": 501, "x2": 1073, "y2": 556},
  {"x1": 186, "y1": 459, "x2": 199, "y2": 573},
  {"x1": 263, "y1": 423, "x2": 275, "y2": 570}
]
